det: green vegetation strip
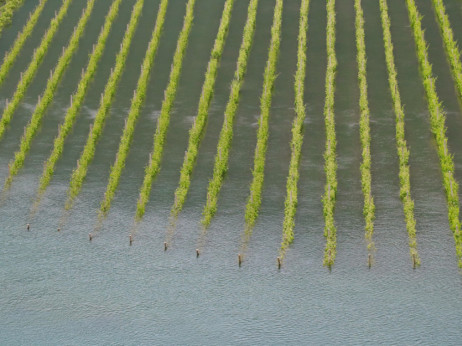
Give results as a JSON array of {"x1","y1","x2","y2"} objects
[
  {"x1": 379, "y1": 0, "x2": 419, "y2": 265},
  {"x1": 200, "y1": 0, "x2": 258, "y2": 229},
  {"x1": 170, "y1": 0, "x2": 235, "y2": 219},
  {"x1": 354, "y1": 0, "x2": 375, "y2": 260},
  {"x1": 99, "y1": 0, "x2": 168, "y2": 217},
  {"x1": 406, "y1": 0, "x2": 462, "y2": 266},
  {"x1": 431, "y1": 0, "x2": 462, "y2": 104},
  {"x1": 65, "y1": 0, "x2": 144, "y2": 210},
  {"x1": 4, "y1": 0, "x2": 95, "y2": 189},
  {"x1": 0, "y1": 0, "x2": 48, "y2": 86},
  {"x1": 0, "y1": 0, "x2": 24, "y2": 35},
  {"x1": 36, "y1": 0, "x2": 122, "y2": 199},
  {"x1": 134, "y1": 0, "x2": 196, "y2": 221},
  {"x1": 243, "y1": 0, "x2": 283, "y2": 230},
  {"x1": 322, "y1": 0, "x2": 337, "y2": 267},
  {"x1": 278, "y1": 0, "x2": 309, "y2": 261},
  {"x1": 0, "y1": 0, "x2": 72, "y2": 140}
]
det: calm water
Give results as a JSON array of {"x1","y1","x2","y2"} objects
[{"x1": 1, "y1": 0, "x2": 462, "y2": 344}]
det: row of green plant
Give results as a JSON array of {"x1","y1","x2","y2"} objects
[
  {"x1": 4, "y1": 0, "x2": 95, "y2": 189},
  {"x1": 200, "y1": 0, "x2": 258, "y2": 229},
  {"x1": 36, "y1": 0, "x2": 122, "y2": 201},
  {"x1": 322, "y1": 0, "x2": 337, "y2": 268},
  {"x1": 379, "y1": 0, "x2": 419, "y2": 266},
  {"x1": 0, "y1": 0, "x2": 72, "y2": 140},
  {"x1": 0, "y1": 0, "x2": 47, "y2": 86},
  {"x1": 243, "y1": 0, "x2": 283, "y2": 230},
  {"x1": 65, "y1": 0, "x2": 144, "y2": 210},
  {"x1": 405, "y1": 0, "x2": 462, "y2": 266},
  {"x1": 431, "y1": 0, "x2": 462, "y2": 104},
  {"x1": 278, "y1": 0, "x2": 309, "y2": 261},
  {"x1": 354, "y1": 0, "x2": 375, "y2": 260},
  {"x1": 170, "y1": 0, "x2": 235, "y2": 219},
  {"x1": 99, "y1": 0, "x2": 169, "y2": 217},
  {"x1": 0, "y1": 0, "x2": 24, "y2": 35},
  {"x1": 134, "y1": 0, "x2": 196, "y2": 221}
]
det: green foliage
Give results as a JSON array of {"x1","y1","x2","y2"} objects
[
  {"x1": 0, "y1": 0, "x2": 73, "y2": 140},
  {"x1": 99, "y1": 0, "x2": 169, "y2": 217},
  {"x1": 279, "y1": 0, "x2": 309, "y2": 261},
  {"x1": 0, "y1": 0, "x2": 24, "y2": 36},
  {"x1": 406, "y1": 0, "x2": 462, "y2": 266},
  {"x1": 355, "y1": 0, "x2": 376, "y2": 258},
  {"x1": 65, "y1": 0, "x2": 144, "y2": 210},
  {"x1": 201, "y1": 0, "x2": 258, "y2": 229},
  {"x1": 244, "y1": 0, "x2": 283, "y2": 231},
  {"x1": 0, "y1": 0, "x2": 48, "y2": 86},
  {"x1": 322, "y1": 0, "x2": 338, "y2": 267},
  {"x1": 134, "y1": 0, "x2": 196, "y2": 221},
  {"x1": 379, "y1": 0, "x2": 420, "y2": 266},
  {"x1": 170, "y1": 0, "x2": 235, "y2": 219},
  {"x1": 4, "y1": 0, "x2": 95, "y2": 190}
]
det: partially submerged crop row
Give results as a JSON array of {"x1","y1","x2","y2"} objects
[
  {"x1": 431, "y1": 0, "x2": 462, "y2": 105},
  {"x1": 406, "y1": 0, "x2": 462, "y2": 266},
  {"x1": 379, "y1": 0, "x2": 419, "y2": 266},
  {"x1": 200, "y1": 0, "x2": 258, "y2": 229},
  {"x1": 354, "y1": 0, "x2": 375, "y2": 261},
  {"x1": 0, "y1": 0, "x2": 48, "y2": 86},
  {"x1": 4, "y1": 0, "x2": 96, "y2": 189},
  {"x1": 170, "y1": 0, "x2": 235, "y2": 219},
  {"x1": 278, "y1": 0, "x2": 309, "y2": 261},
  {"x1": 322, "y1": 0, "x2": 337, "y2": 267},
  {"x1": 134, "y1": 0, "x2": 196, "y2": 221},
  {"x1": 0, "y1": 0, "x2": 24, "y2": 35},
  {"x1": 99, "y1": 0, "x2": 169, "y2": 217},
  {"x1": 36, "y1": 0, "x2": 123, "y2": 200},
  {"x1": 0, "y1": 0, "x2": 73, "y2": 140},
  {"x1": 65, "y1": 0, "x2": 144, "y2": 210},
  {"x1": 243, "y1": 0, "x2": 283, "y2": 231}
]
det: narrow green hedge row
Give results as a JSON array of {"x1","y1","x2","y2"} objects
[
  {"x1": 0, "y1": 0, "x2": 47, "y2": 86},
  {"x1": 4, "y1": 0, "x2": 95, "y2": 189},
  {"x1": 379, "y1": 0, "x2": 419, "y2": 266},
  {"x1": 200, "y1": 0, "x2": 258, "y2": 229},
  {"x1": 322, "y1": 0, "x2": 337, "y2": 267},
  {"x1": 170, "y1": 0, "x2": 235, "y2": 219},
  {"x1": 354, "y1": 0, "x2": 375, "y2": 259},
  {"x1": 36, "y1": 0, "x2": 122, "y2": 200},
  {"x1": 244, "y1": 0, "x2": 283, "y2": 229},
  {"x1": 406, "y1": 0, "x2": 462, "y2": 266},
  {"x1": 279, "y1": 0, "x2": 309, "y2": 260},
  {"x1": 99, "y1": 0, "x2": 169, "y2": 217},
  {"x1": 65, "y1": 0, "x2": 144, "y2": 210},
  {"x1": 0, "y1": 0, "x2": 24, "y2": 36},
  {"x1": 134, "y1": 0, "x2": 196, "y2": 221},
  {"x1": 431, "y1": 0, "x2": 462, "y2": 104},
  {"x1": 0, "y1": 0, "x2": 73, "y2": 140}
]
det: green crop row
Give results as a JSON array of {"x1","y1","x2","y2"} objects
[
  {"x1": 244, "y1": 0, "x2": 283, "y2": 229},
  {"x1": 0, "y1": 0, "x2": 47, "y2": 86},
  {"x1": 379, "y1": 0, "x2": 419, "y2": 265},
  {"x1": 406, "y1": 0, "x2": 462, "y2": 266},
  {"x1": 354, "y1": 0, "x2": 375, "y2": 259},
  {"x1": 200, "y1": 0, "x2": 258, "y2": 229},
  {"x1": 134, "y1": 0, "x2": 196, "y2": 221},
  {"x1": 0, "y1": 0, "x2": 72, "y2": 140},
  {"x1": 65, "y1": 0, "x2": 144, "y2": 210},
  {"x1": 0, "y1": 0, "x2": 24, "y2": 35},
  {"x1": 36, "y1": 0, "x2": 122, "y2": 200},
  {"x1": 431, "y1": 0, "x2": 462, "y2": 104},
  {"x1": 278, "y1": 0, "x2": 309, "y2": 261},
  {"x1": 322, "y1": 0, "x2": 337, "y2": 268},
  {"x1": 4, "y1": 0, "x2": 95, "y2": 189},
  {"x1": 170, "y1": 0, "x2": 235, "y2": 219},
  {"x1": 99, "y1": 0, "x2": 169, "y2": 217}
]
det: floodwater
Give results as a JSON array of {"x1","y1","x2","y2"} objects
[{"x1": 1, "y1": 0, "x2": 462, "y2": 344}]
